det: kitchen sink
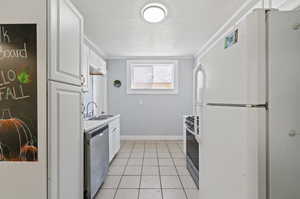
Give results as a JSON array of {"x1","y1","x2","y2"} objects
[{"x1": 88, "y1": 115, "x2": 114, "y2": 121}]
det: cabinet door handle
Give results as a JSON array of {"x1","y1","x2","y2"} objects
[
  {"x1": 81, "y1": 104, "x2": 85, "y2": 115},
  {"x1": 81, "y1": 75, "x2": 85, "y2": 85}
]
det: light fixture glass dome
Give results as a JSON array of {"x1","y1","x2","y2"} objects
[{"x1": 142, "y1": 3, "x2": 168, "y2": 23}]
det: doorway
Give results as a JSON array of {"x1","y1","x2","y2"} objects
[{"x1": 193, "y1": 65, "x2": 205, "y2": 115}]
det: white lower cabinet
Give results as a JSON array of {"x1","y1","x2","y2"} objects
[
  {"x1": 115, "y1": 128, "x2": 121, "y2": 155},
  {"x1": 109, "y1": 117, "x2": 121, "y2": 162},
  {"x1": 48, "y1": 81, "x2": 83, "y2": 199},
  {"x1": 109, "y1": 128, "x2": 113, "y2": 163}
]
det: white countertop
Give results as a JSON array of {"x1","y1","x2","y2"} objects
[{"x1": 84, "y1": 115, "x2": 120, "y2": 132}]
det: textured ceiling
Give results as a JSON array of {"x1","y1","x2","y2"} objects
[{"x1": 71, "y1": 0, "x2": 248, "y2": 57}]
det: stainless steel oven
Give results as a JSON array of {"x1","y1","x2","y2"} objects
[
  {"x1": 185, "y1": 116, "x2": 199, "y2": 188},
  {"x1": 186, "y1": 131, "x2": 199, "y2": 170}
]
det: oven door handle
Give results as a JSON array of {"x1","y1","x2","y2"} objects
[{"x1": 186, "y1": 129, "x2": 201, "y2": 143}]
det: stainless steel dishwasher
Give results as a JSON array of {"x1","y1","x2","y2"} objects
[{"x1": 84, "y1": 125, "x2": 109, "y2": 199}]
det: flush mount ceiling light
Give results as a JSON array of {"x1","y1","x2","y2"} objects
[{"x1": 142, "y1": 3, "x2": 168, "y2": 23}]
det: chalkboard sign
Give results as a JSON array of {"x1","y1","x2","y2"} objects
[{"x1": 0, "y1": 24, "x2": 38, "y2": 162}]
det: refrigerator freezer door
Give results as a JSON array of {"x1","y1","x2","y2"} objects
[
  {"x1": 201, "y1": 106, "x2": 266, "y2": 199},
  {"x1": 268, "y1": 10, "x2": 300, "y2": 199},
  {"x1": 201, "y1": 10, "x2": 266, "y2": 105}
]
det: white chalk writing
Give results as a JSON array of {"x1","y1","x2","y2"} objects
[
  {"x1": 0, "y1": 69, "x2": 30, "y2": 101},
  {"x1": 0, "y1": 26, "x2": 10, "y2": 43},
  {"x1": 0, "y1": 43, "x2": 28, "y2": 60}
]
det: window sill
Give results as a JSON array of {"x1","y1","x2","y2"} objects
[{"x1": 127, "y1": 89, "x2": 178, "y2": 95}]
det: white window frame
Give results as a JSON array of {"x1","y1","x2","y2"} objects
[{"x1": 127, "y1": 60, "x2": 179, "y2": 95}]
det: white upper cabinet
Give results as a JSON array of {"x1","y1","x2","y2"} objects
[
  {"x1": 89, "y1": 48, "x2": 107, "y2": 75},
  {"x1": 89, "y1": 50, "x2": 97, "y2": 68},
  {"x1": 81, "y1": 43, "x2": 90, "y2": 92},
  {"x1": 82, "y1": 39, "x2": 107, "y2": 93},
  {"x1": 49, "y1": 0, "x2": 83, "y2": 86}
]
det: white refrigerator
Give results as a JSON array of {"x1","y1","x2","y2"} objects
[{"x1": 199, "y1": 9, "x2": 300, "y2": 199}]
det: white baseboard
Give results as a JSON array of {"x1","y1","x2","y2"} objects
[{"x1": 121, "y1": 135, "x2": 183, "y2": 141}]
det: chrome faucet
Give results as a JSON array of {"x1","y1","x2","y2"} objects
[{"x1": 85, "y1": 101, "x2": 98, "y2": 118}]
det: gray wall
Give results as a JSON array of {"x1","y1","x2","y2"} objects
[{"x1": 107, "y1": 58, "x2": 194, "y2": 137}]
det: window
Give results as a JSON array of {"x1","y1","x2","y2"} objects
[{"x1": 127, "y1": 60, "x2": 178, "y2": 94}]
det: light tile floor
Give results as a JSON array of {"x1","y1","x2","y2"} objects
[{"x1": 96, "y1": 140, "x2": 199, "y2": 199}]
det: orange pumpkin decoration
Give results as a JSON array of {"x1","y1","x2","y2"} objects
[
  {"x1": 0, "y1": 143, "x2": 10, "y2": 161},
  {"x1": 0, "y1": 109, "x2": 37, "y2": 161},
  {"x1": 20, "y1": 145, "x2": 38, "y2": 161}
]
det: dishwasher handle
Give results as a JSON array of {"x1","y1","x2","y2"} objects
[{"x1": 86, "y1": 125, "x2": 108, "y2": 139}]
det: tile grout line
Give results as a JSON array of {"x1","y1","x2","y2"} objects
[
  {"x1": 167, "y1": 143, "x2": 189, "y2": 199},
  {"x1": 112, "y1": 141, "x2": 134, "y2": 199},
  {"x1": 137, "y1": 141, "x2": 145, "y2": 199},
  {"x1": 175, "y1": 140, "x2": 199, "y2": 191},
  {"x1": 104, "y1": 140, "x2": 192, "y2": 199},
  {"x1": 156, "y1": 142, "x2": 164, "y2": 199}
]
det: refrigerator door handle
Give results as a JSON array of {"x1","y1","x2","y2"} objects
[
  {"x1": 293, "y1": 23, "x2": 300, "y2": 30},
  {"x1": 288, "y1": 130, "x2": 300, "y2": 137},
  {"x1": 249, "y1": 103, "x2": 269, "y2": 109},
  {"x1": 206, "y1": 103, "x2": 268, "y2": 109}
]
